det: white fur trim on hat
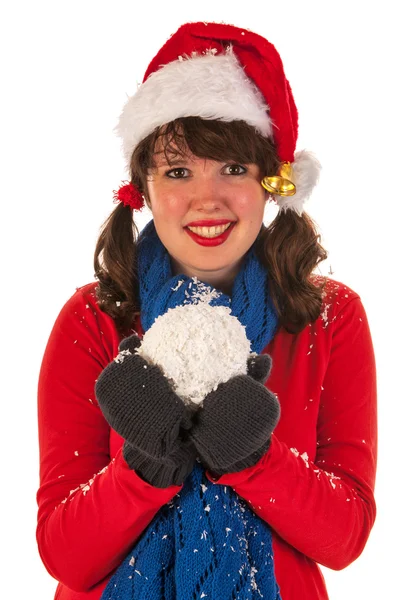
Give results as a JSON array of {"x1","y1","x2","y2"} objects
[
  {"x1": 274, "y1": 151, "x2": 322, "y2": 216},
  {"x1": 115, "y1": 50, "x2": 273, "y2": 168}
]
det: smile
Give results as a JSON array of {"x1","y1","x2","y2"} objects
[
  {"x1": 186, "y1": 223, "x2": 231, "y2": 238},
  {"x1": 185, "y1": 222, "x2": 235, "y2": 247}
]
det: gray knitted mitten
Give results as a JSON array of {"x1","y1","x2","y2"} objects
[
  {"x1": 95, "y1": 334, "x2": 197, "y2": 488},
  {"x1": 188, "y1": 354, "x2": 280, "y2": 476}
]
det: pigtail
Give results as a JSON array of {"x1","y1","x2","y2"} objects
[
  {"x1": 94, "y1": 203, "x2": 141, "y2": 335},
  {"x1": 256, "y1": 209, "x2": 328, "y2": 334}
]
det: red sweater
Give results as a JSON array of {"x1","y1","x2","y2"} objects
[{"x1": 36, "y1": 277, "x2": 377, "y2": 600}]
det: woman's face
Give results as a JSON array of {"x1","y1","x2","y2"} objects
[{"x1": 146, "y1": 148, "x2": 268, "y2": 293}]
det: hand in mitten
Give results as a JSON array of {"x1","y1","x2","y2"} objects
[
  {"x1": 188, "y1": 353, "x2": 280, "y2": 476},
  {"x1": 95, "y1": 334, "x2": 197, "y2": 488}
]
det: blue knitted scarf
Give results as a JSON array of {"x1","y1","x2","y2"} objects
[{"x1": 101, "y1": 220, "x2": 282, "y2": 600}]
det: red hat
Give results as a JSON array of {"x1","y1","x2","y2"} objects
[{"x1": 115, "y1": 22, "x2": 320, "y2": 215}]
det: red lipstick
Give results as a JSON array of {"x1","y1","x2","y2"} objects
[{"x1": 185, "y1": 222, "x2": 235, "y2": 247}]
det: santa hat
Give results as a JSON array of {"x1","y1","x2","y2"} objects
[{"x1": 115, "y1": 22, "x2": 321, "y2": 215}]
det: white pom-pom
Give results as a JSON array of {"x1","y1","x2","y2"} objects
[
  {"x1": 274, "y1": 150, "x2": 321, "y2": 216},
  {"x1": 137, "y1": 303, "x2": 251, "y2": 406}
]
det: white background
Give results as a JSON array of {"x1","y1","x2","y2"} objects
[{"x1": 1, "y1": 1, "x2": 398, "y2": 598}]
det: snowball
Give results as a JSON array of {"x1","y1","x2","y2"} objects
[{"x1": 137, "y1": 302, "x2": 251, "y2": 406}]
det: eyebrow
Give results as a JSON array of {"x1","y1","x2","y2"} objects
[
  {"x1": 154, "y1": 156, "x2": 190, "y2": 170},
  {"x1": 158, "y1": 157, "x2": 186, "y2": 165}
]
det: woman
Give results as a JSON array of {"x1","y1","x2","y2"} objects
[{"x1": 36, "y1": 22, "x2": 377, "y2": 600}]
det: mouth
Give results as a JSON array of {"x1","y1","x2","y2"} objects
[
  {"x1": 186, "y1": 222, "x2": 232, "y2": 239},
  {"x1": 184, "y1": 222, "x2": 235, "y2": 247}
]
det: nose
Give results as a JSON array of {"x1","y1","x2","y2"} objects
[{"x1": 190, "y1": 176, "x2": 225, "y2": 212}]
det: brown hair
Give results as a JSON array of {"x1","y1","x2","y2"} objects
[{"x1": 94, "y1": 118, "x2": 327, "y2": 336}]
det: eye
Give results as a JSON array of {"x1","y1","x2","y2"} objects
[
  {"x1": 165, "y1": 168, "x2": 190, "y2": 179},
  {"x1": 223, "y1": 164, "x2": 247, "y2": 175}
]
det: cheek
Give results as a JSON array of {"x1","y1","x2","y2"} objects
[
  {"x1": 234, "y1": 190, "x2": 265, "y2": 222},
  {"x1": 150, "y1": 191, "x2": 185, "y2": 221}
]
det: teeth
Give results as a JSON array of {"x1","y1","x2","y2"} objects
[{"x1": 187, "y1": 223, "x2": 231, "y2": 238}]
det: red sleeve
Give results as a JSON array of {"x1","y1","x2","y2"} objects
[
  {"x1": 36, "y1": 285, "x2": 182, "y2": 592},
  {"x1": 206, "y1": 295, "x2": 377, "y2": 570}
]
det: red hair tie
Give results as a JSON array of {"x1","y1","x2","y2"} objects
[{"x1": 113, "y1": 181, "x2": 144, "y2": 210}]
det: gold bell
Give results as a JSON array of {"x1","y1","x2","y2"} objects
[{"x1": 261, "y1": 162, "x2": 296, "y2": 197}]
